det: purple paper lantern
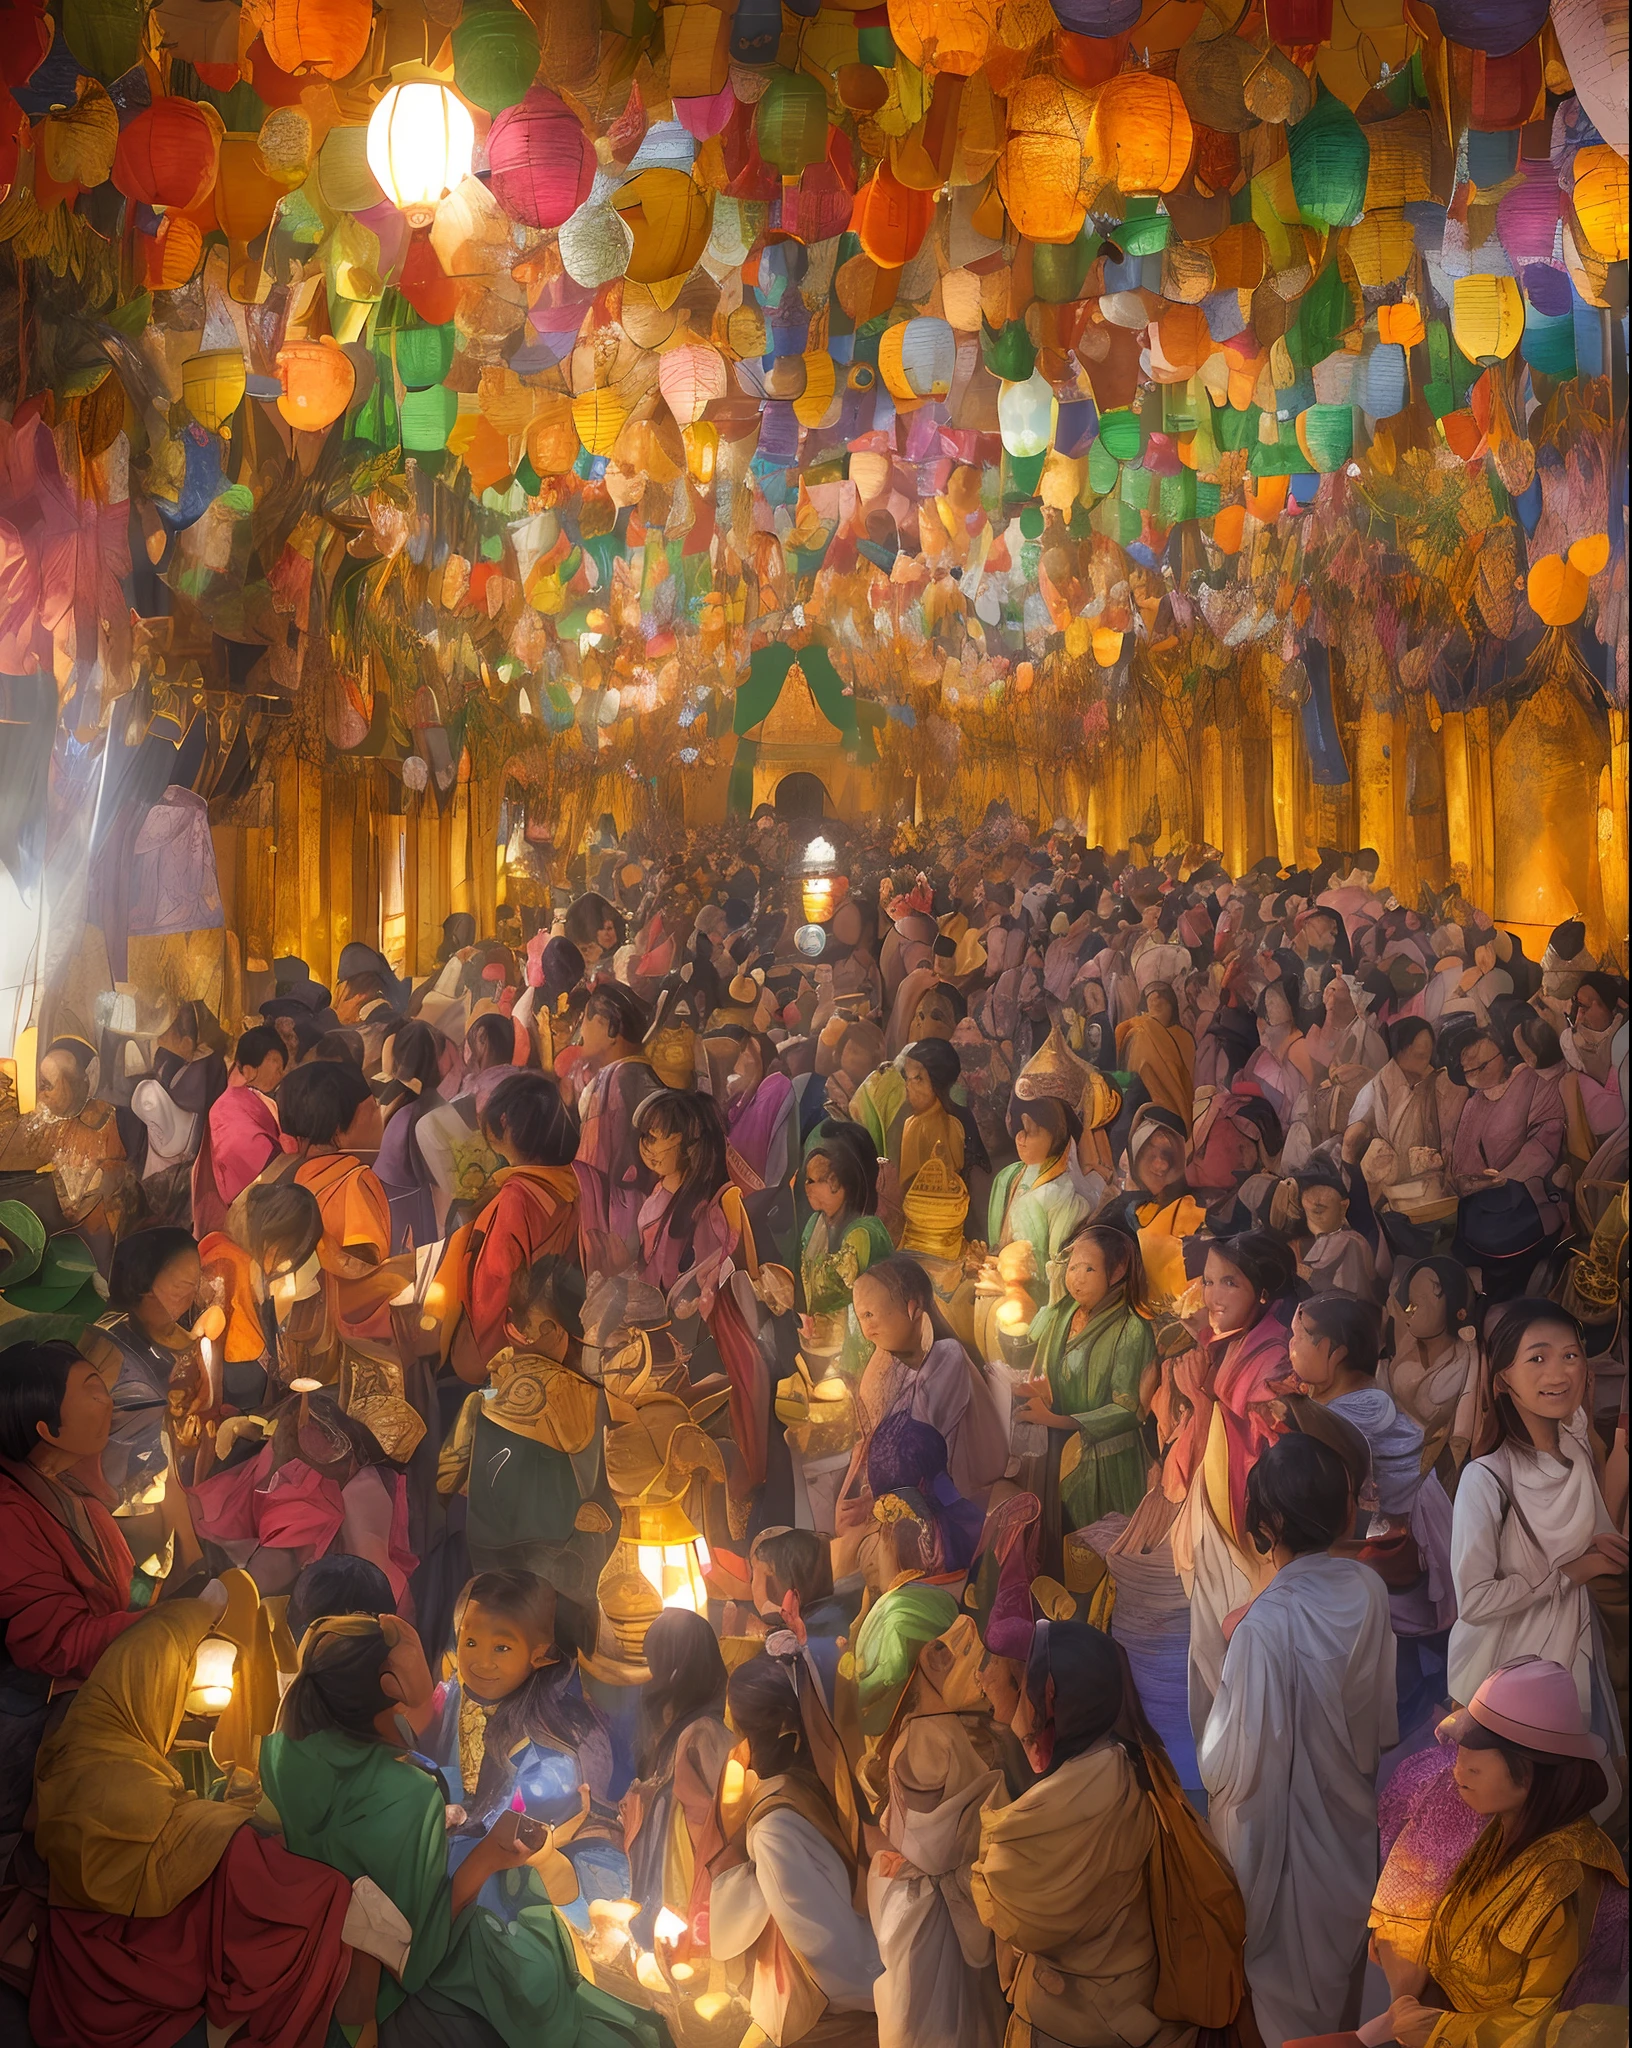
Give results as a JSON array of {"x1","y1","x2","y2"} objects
[
  {"x1": 1050, "y1": 0, "x2": 1143, "y2": 32},
  {"x1": 487, "y1": 87, "x2": 595, "y2": 230},
  {"x1": 1429, "y1": 0, "x2": 1548, "y2": 58}
]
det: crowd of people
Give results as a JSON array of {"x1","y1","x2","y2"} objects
[{"x1": 0, "y1": 798, "x2": 1627, "y2": 2048}]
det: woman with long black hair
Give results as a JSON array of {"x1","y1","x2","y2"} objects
[{"x1": 621, "y1": 1608, "x2": 732, "y2": 1948}]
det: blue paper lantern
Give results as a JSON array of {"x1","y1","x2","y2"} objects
[
  {"x1": 1430, "y1": 0, "x2": 1548, "y2": 58},
  {"x1": 1365, "y1": 342, "x2": 1409, "y2": 418}
]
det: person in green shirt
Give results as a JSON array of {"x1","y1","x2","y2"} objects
[
  {"x1": 1016, "y1": 1225, "x2": 1156, "y2": 1533},
  {"x1": 260, "y1": 1614, "x2": 669, "y2": 2048},
  {"x1": 799, "y1": 1121, "x2": 896, "y2": 1382}
]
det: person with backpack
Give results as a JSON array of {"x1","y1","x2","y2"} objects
[
  {"x1": 1198, "y1": 1433, "x2": 1398, "y2": 2045},
  {"x1": 972, "y1": 1618, "x2": 1252, "y2": 2048}
]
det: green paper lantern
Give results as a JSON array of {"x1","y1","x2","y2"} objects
[
  {"x1": 390, "y1": 322, "x2": 457, "y2": 391},
  {"x1": 857, "y1": 24, "x2": 895, "y2": 63},
  {"x1": 1520, "y1": 305, "x2": 1575, "y2": 379},
  {"x1": 452, "y1": 0, "x2": 542, "y2": 115},
  {"x1": 1004, "y1": 449, "x2": 1047, "y2": 498},
  {"x1": 64, "y1": 0, "x2": 144, "y2": 81},
  {"x1": 1120, "y1": 465, "x2": 1152, "y2": 511},
  {"x1": 402, "y1": 384, "x2": 459, "y2": 451},
  {"x1": 1157, "y1": 470, "x2": 1197, "y2": 523},
  {"x1": 982, "y1": 319, "x2": 1035, "y2": 382},
  {"x1": 756, "y1": 68, "x2": 830, "y2": 176},
  {"x1": 1215, "y1": 403, "x2": 1259, "y2": 452},
  {"x1": 1287, "y1": 262, "x2": 1360, "y2": 370},
  {"x1": 1097, "y1": 407, "x2": 1142, "y2": 461},
  {"x1": 1032, "y1": 225, "x2": 1099, "y2": 305},
  {"x1": 1298, "y1": 403, "x2": 1354, "y2": 471},
  {"x1": 1116, "y1": 200, "x2": 1170, "y2": 258},
  {"x1": 1087, "y1": 437, "x2": 1121, "y2": 495},
  {"x1": 1249, "y1": 421, "x2": 1316, "y2": 478},
  {"x1": 1288, "y1": 88, "x2": 1370, "y2": 230}
]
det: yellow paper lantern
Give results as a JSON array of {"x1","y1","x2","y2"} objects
[
  {"x1": 1572, "y1": 145, "x2": 1629, "y2": 263},
  {"x1": 878, "y1": 317, "x2": 956, "y2": 403},
  {"x1": 997, "y1": 77, "x2": 1094, "y2": 244},
  {"x1": 1527, "y1": 553, "x2": 1589, "y2": 626},
  {"x1": 1451, "y1": 274, "x2": 1524, "y2": 365},
  {"x1": 1092, "y1": 625, "x2": 1124, "y2": 666},
  {"x1": 1091, "y1": 71, "x2": 1193, "y2": 195},
  {"x1": 1347, "y1": 212, "x2": 1414, "y2": 287},
  {"x1": 793, "y1": 350, "x2": 838, "y2": 427},
  {"x1": 683, "y1": 420, "x2": 718, "y2": 483},
  {"x1": 614, "y1": 169, "x2": 713, "y2": 286},
  {"x1": 572, "y1": 388, "x2": 629, "y2": 457},
  {"x1": 182, "y1": 348, "x2": 247, "y2": 431}
]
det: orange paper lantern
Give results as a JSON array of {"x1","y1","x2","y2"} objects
[
  {"x1": 1091, "y1": 71, "x2": 1193, "y2": 195},
  {"x1": 261, "y1": 0, "x2": 373, "y2": 80},
  {"x1": 852, "y1": 159, "x2": 935, "y2": 267},
  {"x1": 277, "y1": 335, "x2": 356, "y2": 429}
]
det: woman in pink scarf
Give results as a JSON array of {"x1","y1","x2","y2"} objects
[
  {"x1": 190, "y1": 1027, "x2": 293, "y2": 1237},
  {"x1": 1158, "y1": 1231, "x2": 1298, "y2": 1739}
]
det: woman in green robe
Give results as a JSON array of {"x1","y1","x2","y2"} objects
[
  {"x1": 799, "y1": 1122, "x2": 895, "y2": 1382},
  {"x1": 260, "y1": 1614, "x2": 668, "y2": 2048},
  {"x1": 983, "y1": 1097, "x2": 1091, "y2": 1320},
  {"x1": 1016, "y1": 1225, "x2": 1155, "y2": 1534}
]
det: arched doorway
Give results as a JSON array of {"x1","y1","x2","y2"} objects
[{"x1": 774, "y1": 772, "x2": 829, "y2": 820}]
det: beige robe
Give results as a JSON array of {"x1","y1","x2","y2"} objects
[{"x1": 970, "y1": 1741, "x2": 1194, "y2": 2048}]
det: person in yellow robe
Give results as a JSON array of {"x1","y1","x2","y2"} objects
[
  {"x1": 1115, "y1": 986, "x2": 1197, "y2": 1135},
  {"x1": 1372, "y1": 1659, "x2": 1627, "y2": 2048}
]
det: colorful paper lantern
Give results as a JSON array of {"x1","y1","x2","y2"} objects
[
  {"x1": 261, "y1": 0, "x2": 373, "y2": 79},
  {"x1": 998, "y1": 370, "x2": 1057, "y2": 459},
  {"x1": 182, "y1": 348, "x2": 246, "y2": 431},
  {"x1": 401, "y1": 383, "x2": 459, "y2": 451},
  {"x1": 658, "y1": 343, "x2": 726, "y2": 426},
  {"x1": 853, "y1": 159, "x2": 936, "y2": 265},
  {"x1": 63, "y1": 0, "x2": 144, "y2": 80},
  {"x1": 1296, "y1": 403, "x2": 1353, "y2": 471},
  {"x1": 614, "y1": 168, "x2": 713, "y2": 283},
  {"x1": 1432, "y1": 0, "x2": 1548, "y2": 58},
  {"x1": 572, "y1": 389, "x2": 629, "y2": 457},
  {"x1": 888, "y1": 0, "x2": 997, "y2": 75},
  {"x1": 141, "y1": 213, "x2": 204, "y2": 289},
  {"x1": 452, "y1": 0, "x2": 540, "y2": 116},
  {"x1": 112, "y1": 97, "x2": 222, "y2": 211},
  {"x1": 1288, "y1": 88, "x2": 1369, "y2": 228},
  {"x1": 277, "y1": 335, "x2": 356, "y2": 429},
  {"x1": 1526, "y1": 551, "x2": 1589, "y2": 624},
  {"x1": 1452, "y1": 274, "x2": 1525, "y2": 364},
  {"x1": 390, "y1": 319, "x2": 456, "y2": 389},
  {"x1": 486, "y1": 88, "x2": 594, "y2": 229},
  {"x1": 1090, "y1": 71, "x2": 1193, "y2": 195},
  {"x1": 366, "y1": 80, "x2": 475, "y2": 223},
  {"x1": 879, "y1": 317, "x2": 956, "y2": 403},
  {"x1": 754, "y1": 68, "x2": 829, "y2": 174},
  {"x1": 1572, "y1": 145, "x2": 1629, "y2": 263}
]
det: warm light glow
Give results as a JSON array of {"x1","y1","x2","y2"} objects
[
  {"x1": 636, "y1": 1540, "x2": 709, "y2": 1612},
  {"x1": 802, "y1": 876, "x2": 835, "y2": 925},
  {"x1": 367, "y1": 82, "x2": 475, "y2": 223},
  {"x1": 654, "y1": 1907, "x2": 688, "y2": 1945},
  {"x1": 186, "y1": 1636, "x2": 238, "y2": 1715},
  {"x1": 806, "y1": 835, "x2": 836, "y2": 866},
  {"x1": 635, "y1": 1951, "x2": 667, "y2": 1992}
]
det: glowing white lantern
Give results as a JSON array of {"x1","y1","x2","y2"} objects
[
  {"x1": 187, "y1": 1636, "x2": 238, "y2": 1715},
  {"x1": 366, "y1": 81, "x2": 475, "y2": 226}
]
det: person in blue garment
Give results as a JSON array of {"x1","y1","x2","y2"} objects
[{"x1": 425, "y1": 1568, "x2": 630, "y2": 1933}]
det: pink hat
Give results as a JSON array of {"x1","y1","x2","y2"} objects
[{"x1": 1447, "y1": 1657, "x2": 1607, "y2": 1762}]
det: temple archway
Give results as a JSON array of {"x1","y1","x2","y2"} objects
[{"x1": 774, "y1": 773, "x2": 830, "y2": 820}]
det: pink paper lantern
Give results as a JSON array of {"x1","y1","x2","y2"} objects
[
  {"x1": 1496, "y1": 161, "x2": 1561, "y2": 264},
  {"x1": 675, "y1": 82, "x2": 737, "y2": 140},
  {"x1": 486, "y1": 86, "x2": 594, "y2": 229}
]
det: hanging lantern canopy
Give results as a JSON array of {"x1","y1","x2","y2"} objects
[
  {"x1": 613, "y1": 168, "x2": 714, "y2": 284},
  {"x1": 261, "y1": 0, "x2": 373, "y2": 79},
  {"x1": 366, "y1": 78, "x2": 476, "y2": 226},
  {"x1": 486, "y1": 87, "x2": 594, "y2": 228},
  {"x1": 451, "y1": 0, "x2": 541, "y2": 116}
]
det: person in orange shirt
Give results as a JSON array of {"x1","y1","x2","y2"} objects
[{"x1": 268, "y1": 1061, "x2": 399, "y2": 1357}]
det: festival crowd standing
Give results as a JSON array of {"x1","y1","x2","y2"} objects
[{"x1": 0, "y1": 804, "x2": 1626, "y2": 2048}]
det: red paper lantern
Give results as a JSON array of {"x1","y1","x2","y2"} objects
[
  {"x1": 397, "y1": 232, "x2": 459, "y2": 325},
  {"x1": 112, "y1": 96, "x2": 222, "y2": 211},
  {"x1": 486, "y1": 86, "x2": 594, "y2": 228}
]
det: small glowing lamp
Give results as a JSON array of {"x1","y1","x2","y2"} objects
[
  {"x1": 186, "y1": 1636, "x2": 238, "y2": 1715},
  {"x1": 654, "y1": 1907, "x2": 688, "y2": 1946},
  {"x1": 636, "y1": 1539, "x2": 711, "y2": 1613},
  {"x1": 366, "y1": 79, "x2": 476, "y2": 227}
]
